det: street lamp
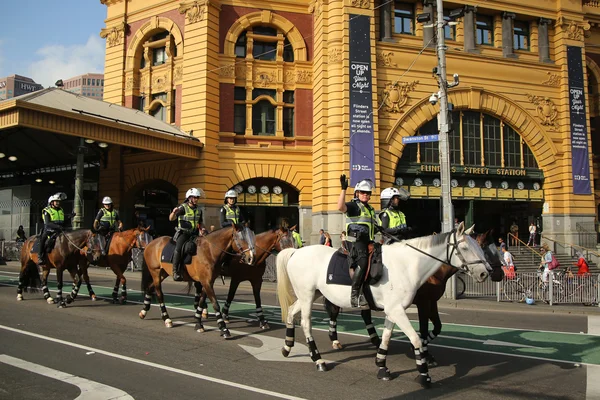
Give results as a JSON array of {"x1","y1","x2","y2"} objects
[{"x1": 8, "y1": 156, "x2": 17, "y2": 162}]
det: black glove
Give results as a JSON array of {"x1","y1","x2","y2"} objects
[
  {"x1": 340, "y1": 174, "x2": 349, "y2": 190},
  {"x1": 374, "y1": 225, "x2": 384, "y2": 233}
]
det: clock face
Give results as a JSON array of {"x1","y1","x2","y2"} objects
[
  {"x1": 432, "y1": 178, "x2": 441, "y2": 187},
  {"x1": 414, "y1": 178, "x2": 423, "y2": 187},
  {"x1": 395, "y1": 177, "x2": 404, "y2": 186},
  {"x1": 273, "y1": 185, "x2": 282, "y2": 194},
  {"x1": 451, "y1": 179, "x2": 458, "y2": 188},
  {"x1": 485, "y1": 180, "x2": 492, "y2": 189},
  {"x1": 533, "y1": 182, "x2": 541, "y2": 191},
  {"x1": 260, "y1": 185, "x2": 270, "y2": 194},
  {"x1": 517, "y1": 181, "x2": 525, "y2": 190},
  {"x1": 467, "y1": 179, "x2": 476, "y2": 188},
  {"x1": 501, "y1": 181, "x2": 509, "y2": 190},
  {"x1": 234, "y1": 185, "x2": 244, "y2": 194},
  {"x1": 247, "y1": 185, "x2": 257, "y2": 194}
]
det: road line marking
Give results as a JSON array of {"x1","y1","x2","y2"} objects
[
  {"x1": 589, "y1": 316, "x2": 600, "y2": 336},
  {"x1": 0, "y1": 354, "x2": 133, "y2": 399},
  {"x1": 0, "y1": 325, "x2": 305, "y2": 400},
  {"x1": 588, "y1": 365, "x2": 600, "y2": 399}
]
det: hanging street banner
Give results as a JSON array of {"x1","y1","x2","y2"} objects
[
  {"x1": 567, "y1": 46, "x2": 591, "y2": 194},
  {"x1": 349, "y1": 14, "x2": 376, "y2": 187}
]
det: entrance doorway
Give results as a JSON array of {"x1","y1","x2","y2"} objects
[
  {"x1": 123, "y1": 180, "x2": 178, "y2": 237},
  {"x1": 244, "y1": 206, "x2": 299, "y2": 233}
]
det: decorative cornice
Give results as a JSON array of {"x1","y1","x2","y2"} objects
[
  {"x1": 526, "y1": 94, "x2": 559, "y2": 131},
  {"x1": 328, "y1": 47, "x2": 343, "y2": 64},
  {"x1": 556, "y1": 16, "x2": 590, "y2": 41},
  {"x1": 308, "y1": 0, "x2": 322, "y2": 17},
  {"x1": 541, "y1": 72, "x2": 560, "y2": 87},
  {"x1": 381, "y1": 81, "x2": 419, "y2": 114},
  {"x1": 100, "y1": 22, "x2": 128, "y2": 48},
  {"x1": 377, "y1": 51, "x2": 397, "y2": 68},
  {"x1": 179, "y1": 0, "x2": 220, "y2": 24},
  {"x1": 351, "y1": 0, "x2": 370, "y2": 9}
]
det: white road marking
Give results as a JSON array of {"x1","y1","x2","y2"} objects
[
  {"x1": 588, "y1": 365, "x2": 600, "y2": 400},
  {"x1": 440, "y1": 335, "x2": 542, "y2": 349},
  {"x1": 0, "y1": 325, "x2": 305, "y2": 400},
  {"x1": 0, "y1": 354, "x2": 133, "y2": 399},
  {"x1": 589, "y1": 316, "x2": 600, "y2": 336}
]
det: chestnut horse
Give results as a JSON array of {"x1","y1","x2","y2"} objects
[
  {"x1": 17, "y1": 229, "x2": 101, "y2": 308},
  {"x1": 140, "y1": 225, "x2": 254, "y2": 338},
  {"x1": 325, "y1": 229, "x2": 504, "y2": 369},
  {"x1": 195, "y1": 226, "x2": 296, "y2": 329}
]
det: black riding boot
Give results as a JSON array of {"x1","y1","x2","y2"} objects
[
  {"x1": 350, "y1": 266, "x2": 368, "y2": 307},
  {"x1": 37, "y1": 252, "x2": 45, "y2": 266},
  {"x1": 171, "y1": 251, "x2": 183, "y2": 281}
]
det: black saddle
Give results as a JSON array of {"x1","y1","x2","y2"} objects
[
  {"x1": 161, "y1": 237, "x2": 197, "y2": 265},
  {"x1": 326, "y1": 243, "x2": 384, "y2": 286},
  {"x1": 31, "y1": 232, "x2": 59, "y2": 254}
]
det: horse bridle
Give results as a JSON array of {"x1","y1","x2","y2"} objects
[
  {"x1": 254, "y1": 228, "x2": 291, "y2": 256},
  {"x1": 403, "y1": 230, "x2": 488, "y2": 273}
]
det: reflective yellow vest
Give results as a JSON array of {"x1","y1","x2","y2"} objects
[
  {"x1": 292, "y1": 231, "x2": 303, "y2": 248},
  {"x1": 346, "y1": 200, "x2": 376, "y2": 241},
  {"x1": 224, "y1": 204, "x2": 240, "y2": 224},
  {"x1": 178, "y1": 203, "x2": 199, "y2": 232},
  {"x1": 43, "y1": 207, "x2": 64, "y2": 225},
  {"x1": 100, "y1": 208, "x2": 117, "y2": 229},
  {"x1": 381, "y1": 209, "x2": 407, "y2": 229}
]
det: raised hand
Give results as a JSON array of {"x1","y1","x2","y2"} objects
[{"x1": 340, "y1": 174, "x2": 349, "y2": 190}]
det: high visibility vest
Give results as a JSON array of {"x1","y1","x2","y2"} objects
[
  {"x1": 99, "y1": 208, "x2": 117, "y2": 229},
  {"x1": 178, "y1": 202, "x2": 199, "y2": 232},
  {"x1": 224, "y1": 204, "x2": 240, "y2": 225},
  {"x1": 346, "y1": 200, "x2": 376, "y2": 241},
  {"x1": 43, "y1": 207, "x2": 64, "y2": 226},
  {"x1": 292, "y1": 231, "x2": 303, "y2": 248},
  {"x1": 380, "y1": 209, "x2": 407, "y2": 229}
]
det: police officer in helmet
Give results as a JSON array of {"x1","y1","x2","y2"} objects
[
  {"x1": 379, "y1": 187, "x2": 411, "y2": 244},
  {"x1": 338, "y1": 174, "x2": 377, "y2": 308},
  {"x1": 93, "y1": 196, "x2": 123, "y2": 255},
  {"x1": 220, "y1": 189, "x2": 246, "y2": 228},
  {"x1": 38, "y1": 193, "x2": 68, "y2": 265},
  {"x1": 168, "y1": 188, "x2": 204, "y2": 281}
]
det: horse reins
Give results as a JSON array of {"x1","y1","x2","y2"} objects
[{"x1": 61, "y1": 231, "x2": 87, "y2": 252}]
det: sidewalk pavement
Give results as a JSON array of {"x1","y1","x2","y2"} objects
[{"x1": 3, "y1": 261, "x2": 599, "y2": 316}]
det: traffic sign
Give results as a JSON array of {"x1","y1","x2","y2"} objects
[{"x1": 402, "y1": 135, "x2": 439, "y2": 144}]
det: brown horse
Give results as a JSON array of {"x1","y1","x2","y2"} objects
[
  {"x1": 325, "y1": 229, "x2": 504, "y2": 371},
  {"x1": 17, "y1": 229, "x2": 101, "y2": 308},
  {"x1": 195, "y1": 226, "x2": 296, "y2": 329},
  {"x1": 139, "y1": 225, "x2": 254, "y2": 338}
]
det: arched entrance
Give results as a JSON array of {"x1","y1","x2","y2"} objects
[
  {"x1": 395, "y1": 111, "x2": 544, "y2": 240},
  {"x1": 231, "y1": 178, "x2": 299, "y2": 233},
  {"x1": 122, "y1": 179, "x2": 178, "y2": 237}
]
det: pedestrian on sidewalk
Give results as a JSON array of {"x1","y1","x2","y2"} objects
[
  {"x1": 501, "y1": 247, "x2": 516, "y2": 279},
  {"x1": 573, "y1": 251, "x2": 590, "y2": 276},
  {"x1": 527, "y1": 222, "x2": 537, "y2": 246}
]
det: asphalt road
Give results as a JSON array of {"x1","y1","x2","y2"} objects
[{"x1": 0, "y1": 263, "x2": 597, "y2": 399}]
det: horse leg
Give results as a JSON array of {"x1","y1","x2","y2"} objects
[
  {"x1": 203, "y1": 284, "x2": 230, "y2": 339},
  {"x1": 193, "y1": 282, "x2": 205, "y2": 332},
  {"x1": 56, "y1": 268, "x2": 66, "y2": 308},
  {"x1": 82, "y1": 267, "x2": 96, "y2": 301},
  {"x1": 222, "y1": 278, "x2": 240, "y2": 324},
  {"x1": 281, "y1": 300, "x2": 301, "y2": 358},
  {"x1": 139, "y1": 286, "x2": 153, "y2": 320},
  {"x1": 386, "y1": 307, "x2": 431, "y2": 388},
  {"x1": 251, "y1": 278, "x2": 269, "y2": 329},
  {"x1": 416, "y1": 301, "x2": 435, "y2": 367},
  {"x1": 195, "y1": 286, "x2": 209, "y2": 320},
  {"x1": 66, "y1": 267, "x2": 80, "y2": 304},
  {"x1": 325, "y1": 299, "x2": 342, "y2": 350},
  {"x1": 112, "y1": 276, "x2": 120, "y2": 304},
  {"x1": 41, "y1": 268, "x2": 54, "y2": 304},
  {"x1": 155, "y1": 282, "x2": 172, "y2": 328},
  {"x1": 299, "y1": 299, "x2": 327, "y2": 371},
  {"x1": 120, "y1": 275, "x2": 128, "y2": 304},
  {"x1": 424, "y1": 301, "x2": 442, "y2": 367},
  {"x1": 362, "y1": 309, "x2": 381, "y2": 348},
  {"x1": 376, "y1": 318, "x2": 396, "y2": 381}
]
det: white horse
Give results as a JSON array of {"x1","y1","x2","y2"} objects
[{"x1": 276, "y1": 222, "x2": 491, "y2": 388}]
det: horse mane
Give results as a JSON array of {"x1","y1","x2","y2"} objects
[
  {"x1": 65, "y1": 228, "x2": 91, "y2": 239},
  {"x1": 400, "y1": 231, "x2": 451, "y2": 249}
]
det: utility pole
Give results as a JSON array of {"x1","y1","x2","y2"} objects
[{"x1": 72, "y1": 138, "x2": 85, "y2": 229}]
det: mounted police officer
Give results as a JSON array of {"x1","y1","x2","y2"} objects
[
  {"x1": 379, "y1": 187, "x2": 411, "y2": 244},
  {"x1": 168, "y1": 188, "x2": 203, "y2": 281},
  {"x1": 337, "y1": 174, "x2": 377, "y2": 308},
  {"x1": 38, "y1": 192, "x2": 67, "y2": 265},
  {"x1": 220, "y1": 189, "x2": 246, "y2": 228},
  {"x1": 93, "y1": 196, "x2": 123, "y2": 255}
]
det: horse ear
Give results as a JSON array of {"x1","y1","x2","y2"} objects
[
  {"x1": 464, "y1": 224, "x2": 475, "y2": 235},
  {"x1": 289, "y1": 224, "x2": 297, "y2": 231},
  {"x1": 457, "y1": 221, "x2": 465, "y2": 235}
]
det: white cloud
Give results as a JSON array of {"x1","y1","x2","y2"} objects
[{"x1": 28, "y1": 35, "x2": 105, "y2": 87}]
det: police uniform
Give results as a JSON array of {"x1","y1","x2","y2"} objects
[
  {"x1": 292, "y1": 230, "x2": 303, "y2": 248},
  {"x1": 220, "y1": 204, "x2": 245, "y2": 228},
  {"x1": 38, "y1": 200, "x2": 65, "y2": 264},
  {"x1": 379, "y1": 208, "x2": 408, "y2": 243},
  {"x1": 172, "y1": 201, "x2": 201, "y2": 280}
]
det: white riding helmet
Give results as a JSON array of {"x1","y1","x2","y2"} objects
[
  {"x1": 354, "y1": 179, "x2": 374, "y2": 193},
  {"x1": 102, "y1": 196, "x2": 113, "y2": 205},
  {"x1": 381, "y1": 187, "x2": 410, "y2": 202},
  {"x1": 224, "y1": 189, "x2": 238, "y2": 199},
  {"x1": 186, "y1": 188, "x2": 204, "y2": 199},
  {"x1": 56, "y1": 192, "x2": 67, "y2": 201},
  {"x1": 48, "y1": 194, "x2": 62, "y2": 204}
]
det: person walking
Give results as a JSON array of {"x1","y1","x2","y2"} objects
[
  {"x1": 324, "y1": 232, "x2": 333, "y2": 247},
  {"x1": 501, "y1": 246, "x2": 516, "y2": 279},
  {"x1": 527, "y1": 222, "x2": 537, "y2": 246}
]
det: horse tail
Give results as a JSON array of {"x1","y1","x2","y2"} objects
[
  {"x1": 21, "y1": 262, "x2": 41, "y2": 293},
  {"x1": 276, "y1": 248, "x2": 297, "y2": 323},
  {"x1": 141, "y1": 254, "x2": 152, "y2": 294}
]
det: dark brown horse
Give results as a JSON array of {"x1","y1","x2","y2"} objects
[
  {"x1": 325, "y1": 229, "x2": 504, "y2": 369},
  {"x1": 195, "y1": 226, "x2": 296, "y2": 329},
  {"x1": 17, "y1": 229, "x2": 101, "y2": 308},
  {"x1": 139, "y1": 225, "x2": 254, "y2": 338}
]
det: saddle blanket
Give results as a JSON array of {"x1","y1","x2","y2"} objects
[
  {"x1": 161, "y1": 240, "x2": 194, "y2": 265},
  {"x1": 326, "y1": 251, "x2": 353, "y2": 285},
  {"x1": 30, "y1": 234, "x2": 56, "y2": 254}
]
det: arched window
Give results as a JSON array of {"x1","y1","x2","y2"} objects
[{"x1": 252, "y1": 100, "x2": 276, "y2": 135}]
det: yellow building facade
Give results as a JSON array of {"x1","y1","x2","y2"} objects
[{"x1": 99, "y1": 0, "x2": 600, "y2": 247}]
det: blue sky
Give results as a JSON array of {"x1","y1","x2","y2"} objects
[{"x1": 0, "y1": 0, "x2": 107, "y2": 87}]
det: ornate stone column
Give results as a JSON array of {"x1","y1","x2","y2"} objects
[
  {"x1": 463, "y1": 6, "x2": 476, "y2": 53},
  {"x1": 538, "y1": 18, "x2": 552, "y2": 63},
  {"x1": 422, "y1": 0, "x2": 434, "y2": 47},
  {"x1": 379, "y1": 0, "x2": 393, "y2": 41},
  {"x1": 502, "y1": 12, "x2": 517, "y2": 58}
]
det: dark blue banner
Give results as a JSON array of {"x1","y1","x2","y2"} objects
[
  {"x1": 349, "y1": 14, "x2": 375, "y2": 187},
  {"x1": 567, "y1": 46, "x2": 591, "y2": 194}
]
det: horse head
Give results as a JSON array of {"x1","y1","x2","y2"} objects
[
  {"x1": 82, "y1": 230, "x2": 103, "y2": 262},
  {"x1": 133, "y1": 226, "x2": 153, "y2": 250},
  {"x1": 475, "y1": 229, "x2": 505, "y2": 282},
  {"x1": 275, "y1": 225, "x2": 296, "y2": 251},
  {"x1": 448, "y1": 222, "x2": 491, "y2": 282},
  {"x1": 230, "y1": 224, "x2": 255, "y2": 265}
]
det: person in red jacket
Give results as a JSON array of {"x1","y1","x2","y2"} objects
[{"x1": 573, "y1": 252, "x2": 590, "y2": 276}]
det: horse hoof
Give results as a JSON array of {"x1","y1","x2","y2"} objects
[
  {"x1": 201, "y1": 310, "x2": 208, "y2": 319},
  {"x1": 165, "y1": 319, "x2": 173, "y2": 328},
  {"x1": 377, "y1": 367, "x2": 391, "y2": 381},
  {"x1": 221, "y1": 330, "x2": 232, "y2": 339},
  {"x1": 46, "y1": 297, "x2": 54, "y2": 304},
  {"x1": 281, "y1": 347, "x2": 290, "y2": 358},
  {"x1": 316, "y1": 362, "x2": 328, "y2": 372},
  {"x1": 415, "y1": 374, "x2": 432, "y2": 388},
  {"x1": 260, "y1": 322, "x2": 270, "y2": 330},
  {"x1": 332, "y1": 340, "x2": 343, "y2": 350},
  {"x1": 66, "y1": 296, "x2": 73, "y2": 304},
  {"x1": 112, "y1": 298, "x2": 119, "y2": 304},
  {"x1": 139, "y1": 310, "x2": 147, "y2": 319},
  {"x1": 16, "y1": 294, "x2": 23, "y2": 301},
  {"x1": 91, "y1": 295, "x2": 97, "y2": 301},
  {"x1": 119, "y1": 297, "x2": 127, "y2": 305},
  {"x1": 195, "y1": 324, "x2": 205, "y2": 333},
  {"x1": 427, "y1": 356, "x2": 438, "y2": 368},
  {"x1": 57, "y1": 302, "x2": 66, "y2": 309}
]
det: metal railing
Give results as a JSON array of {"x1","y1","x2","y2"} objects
[
  {"x1": 0, "y1": 241, "x2": 24, "y2": 261},
  {"x1": 584, "y1": 0, "x2": 600, "y2": 7},
  {"x1": 575, "y1": 221, "x2": 598, "y2": 249},
  {"x1": 507, "y1": 233, "x2": 544, "y2": 266},
  {"x1": 542, "y1": 234, "x2": 600, "y2": 261}
]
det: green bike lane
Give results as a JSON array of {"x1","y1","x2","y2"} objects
[{"x1": 2, "y1": 273, "x2": 599, "y2": 367}]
